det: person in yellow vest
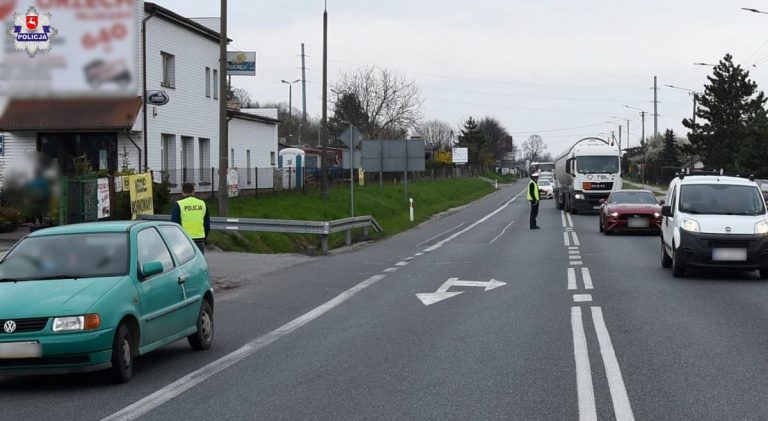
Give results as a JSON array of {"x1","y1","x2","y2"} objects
[
  {"x1": 528, "y1": 172, "x2": 541, "y2": 229},
  {"x1": 171, "y1": 183, "x2": 211, "y2": 254}
]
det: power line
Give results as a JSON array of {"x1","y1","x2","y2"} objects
[{"x1": 506, "y1": 120, "x2": 624, "y2": 135}]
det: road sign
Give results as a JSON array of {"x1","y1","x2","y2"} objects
[
  {"x1": 340, "y1": 126, "x2": 363, "y2": 148},
  {"x1": 452, "y1": 147, "x2": 468, "y2": 164},
  {"x1": 416, "y1": 277, "x2": 507, "y2": 306}
]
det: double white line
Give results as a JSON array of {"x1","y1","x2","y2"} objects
[{"x1": 571, "y1": 307, "x2": 634, "y2": 421}]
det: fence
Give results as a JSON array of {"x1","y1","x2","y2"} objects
[{"x1": 142, "y1": 214, "x2": 383, "y2": 253}]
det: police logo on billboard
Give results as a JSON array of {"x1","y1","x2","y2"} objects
[
  {"x1": 3, "y1": 320, "x2": 16, "y2": 333},
  {"x1": 8, "y1": 6, "x2": 57, "y2": 57}
]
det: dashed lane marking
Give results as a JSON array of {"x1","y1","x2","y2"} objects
[
  {"x1": 582, "y1": 268, "x2": 594, "y2": 290},
  {"x1": 571, "y1": 307, "x2": 598, "y2": 421},
  {"x1": 573, "y1": 294, "x2": 592, "y2": 302},
  {"x1": 568, "y1": 268, "x2": 577, "y2": 290},
  {"x1": 591, "y1": 307, "x2": 635, "y2": 421}
]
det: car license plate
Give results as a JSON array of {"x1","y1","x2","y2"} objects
[
  {"x1": 0, "y1": 341, "x2": 41, "y2": 359},
  {"x1": 712, "y1": 248, "x2": 748, "y2": 262},
  {"x1": 593, "y1": 206, "x2": 601, "y2": 210},
  {"x1": 627, "y1": 218, "x2": 649, "y2": 228}
]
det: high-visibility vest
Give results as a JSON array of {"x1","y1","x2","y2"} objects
[
  {"x1": 527, "y1": 180, "x2": 540, "y2": 201},
  {"x1": 178, "y1": 196, "x2": 206, "y2": 239}
]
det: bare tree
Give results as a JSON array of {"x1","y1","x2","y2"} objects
[
  {"x1": 333, "y1": 65, "x2": 423, "y2": 139},
  {"x1": 478, "y1": 117, "x2": 514, "y2": 159},
  {"x1": 415, "y1": 119, "x2": 454, "y2": 150},
  {"x1": 522, "y1": 134, "x2": 547, "y2": 161},
  {"x1": 230, "y1": 87, "x2": 252, "y2": 106}
]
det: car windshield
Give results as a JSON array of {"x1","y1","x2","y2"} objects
[
  {"x1": 609, "y1": 191, "x2": 657, "y2": 204},
  {"x1": 0, "y1": 233, "x2": 129, "y2": 281},
  {"x1": 576, "y1": 156, "x2": 619, "y2": 174},
  {"x1": 679, "y1": 184, "x2": 766, "y2": 215},
  {"x1": 538, "y1": 180, "x2": 551, "y2": 186}
]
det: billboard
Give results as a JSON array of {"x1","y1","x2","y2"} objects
[
  {"x1": 452, "y1": 147, "x2": 468, "y2": 164},
  {"x1": 227, "y1": 51, "x2": 256, "y2": 76},
  {"x1": 361, "y1": 139, "x2": 425, "y2": 172},
  {"x1": 0, "y1": 0, "x2": 138, "y2": 98}
]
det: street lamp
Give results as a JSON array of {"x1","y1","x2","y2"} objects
[
  {"x1": 281, "y1": 79, "x2": 301, "y2": 119},
  {"x1": 610, "y1": 116, "x2": 631, "y2": 151},
  {"x1": 623, "y1": 105, "x2": 648, "y2": 186},
  {"x1": 693, "y1": 62, "x2": 716, "y2": 67},
  {"x1": 742, "y1": 7, "x2": 768, "y2": 15},
  {"x1": 665, "y1": 84, "x2": 700, "y2": 171}
]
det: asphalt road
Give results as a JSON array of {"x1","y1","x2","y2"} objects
[{"x1": 4, "y1": 180, "x2": 768, "y2": 420}]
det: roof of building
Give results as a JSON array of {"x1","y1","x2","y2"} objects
[
  {"x1": 0, "y1": 97, "x2": 142, "y2": 131},
  {"x1": 228, "y1": 109, "x2": 281, "y2": 125},
  {"x1": 145, "y1": 2, "x2": 230, "y2": 43}
]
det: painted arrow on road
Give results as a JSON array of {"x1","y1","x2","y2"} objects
[{"x1": 416, "y1": 278, "x2": 507, "y2": 306}]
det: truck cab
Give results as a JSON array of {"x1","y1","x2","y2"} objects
[{"x1": 554, "y1": 138, "x2": 622, "y2": 214}]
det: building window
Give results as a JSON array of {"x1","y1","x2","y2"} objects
[
  {"x1": 270, "y1": 151, "x2": 276, "y2": 166},
  {"x1": 161, "y1": 134, "x2": 176, "y2": 183},
  {"x1": 230, "y1": 148, "x2": 235, "y2": 167},
  {"x1": 199, "y1": 138, "x2": 211, "y2": 183},
  {"x1": 213, "y1": 69, "x2": 219, "y2": 99},
  {"x1": 246, "y1": 150, "x2": 251, "y2": 185},
  {"x1": 161, "y1": 52, "x2": 175, "y2": 88},
  {"x1": 205, "y1": 67, "x2": 211, "y2": 98},
  {"x1": 181, "y1": 136, "x2": 194, "y2": 182}
]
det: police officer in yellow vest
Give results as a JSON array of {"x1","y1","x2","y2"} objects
[
  {"x1": 171, "y1": 182, "x2": 211, "y2": 254},
  {"x1": 528, "y1": 172, "x2": 541, "y2": 229}
]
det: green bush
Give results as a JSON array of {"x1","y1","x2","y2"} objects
[{"x1": 0, "y1": 207, "x2": 23, "y2": 233}]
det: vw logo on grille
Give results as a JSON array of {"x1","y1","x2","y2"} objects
[{"x1": 3, "y1": 320, "x2": 16, "y2": 333}]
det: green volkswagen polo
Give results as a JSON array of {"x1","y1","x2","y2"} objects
[{"x1": 0, "y1": 221, "x2": 214, "y2": 383}]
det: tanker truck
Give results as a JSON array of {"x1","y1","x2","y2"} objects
[{"x1": 554, "y1": 137, "x2": 622, "y2": 214}]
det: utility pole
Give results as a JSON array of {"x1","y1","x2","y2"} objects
[
  {"x1": 301, "y1": 43, "x2": 307, "y2": 124},
  {"x1": 618, "y1": 125, "x2": 622, "y2": 151},
  {"x1": 320, "y1": 1, "x2": 329, "y2": 200},
  {"x1": 217, "y1": 0, "x2": 229, "y2": 216},
  {"x1": 653, "y1": 76, "x2": 659, "y2": 138}
]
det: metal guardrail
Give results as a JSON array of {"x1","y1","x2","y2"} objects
[{"x1": 141, "y1": 214, "x2": 383, "y2": 253}]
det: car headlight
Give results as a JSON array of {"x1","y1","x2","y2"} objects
[
  {"x1": 681, "y1": 218, "x2": 700, "y2": 232},
  {"x1": 609, "y1": 212, "x2": 619, "y2": 218},
  {"x1": 52, "y1": 314, "x2": 101, "y2": 332},
  {"x1": 755, "y1": 221, "x2": 768, "y2": 234},
  {"x1": 574, "y1": 194, "x2": 585, "y2": 200},
  {"x1": 653, "y1": 212, "x2": 661, "y2": 218}
]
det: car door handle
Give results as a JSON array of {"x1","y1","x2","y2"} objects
[{"x1": 178, "y1": 276, "x2": 187, "y2": 285}]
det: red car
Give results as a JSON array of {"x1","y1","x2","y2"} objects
[{"x1": 598, "y1": 189, "x2": 663, "y2": 235}]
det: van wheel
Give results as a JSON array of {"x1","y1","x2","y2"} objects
[
  {"x1": 661, "y1": 239, "x2": 672, "y2": 268},
  {"x1": 672, "y1": 243, "x2": 686, "y2": 278}
]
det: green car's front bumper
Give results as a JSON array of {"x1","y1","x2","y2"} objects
[{"x1": 0, "y1": 327, "x2": 115, "y2": 375}]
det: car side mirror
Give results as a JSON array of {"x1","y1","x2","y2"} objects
[
  {"x1": 658, "y1": 199, "x2": 665, "y2": 206},
  {"x1": 141, "y1": 261, "x2": 164, "y2": 278},
  {"x1": 599, "y1": 199, "x2": 606, "y2": 205},
  {"x1": 661, "y1": 205, "x2": 673, "y2": 217}
]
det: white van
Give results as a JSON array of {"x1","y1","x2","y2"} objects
[{"x1": 660, "y1": 174, "x2": 768, "y2": 278}]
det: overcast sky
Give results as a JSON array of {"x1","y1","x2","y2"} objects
[{"x1": 156, "y1": 0, "x2": 768, "y2": 155}]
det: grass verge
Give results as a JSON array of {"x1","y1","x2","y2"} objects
[{"x1": 206, "y1": 177, "x2": 499, "y2": 254}]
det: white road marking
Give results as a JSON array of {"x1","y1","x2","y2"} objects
[
  {"x1": 417, "y1": 222, "x2": 466, "y2": 246},
  {"x1": 569, "y1": 250, "x2": 580, "y2": 255},
  {"x1": 383, "y1": 267, "x2": 398, "y2": 273},
  {"x1": 566, "y1": 213, "x2": 574, "y2": 228},
  {"x1": 567, "y1": 268, "x2": 577, "y2": 290},
  {"x1": 489, "y1": 220, "x2": 514, "y2": 244},
  {"x1": 561, "y1": 211, "x2": 567, "y2": 228},
  {"x1": 424, "y1": 189, "x2": 526, "y2": 252},
  {"x1": 569, "y1": 255, "x2": 581, "y2": 260},
  {"x1": 564, "y1": 232, "x2": 571, "y2": 247},
  {"x1": 571, "y1": 232, "x2": 581, "y2": 246},
  {"x1": 591, "y1": 307, "x2": 635, "y2": 421},
  {"x1": 414, "y1": 252, "x2": 424, "y2": 256},
  {"x1": 571, "y1": 307, "x2": 598, "y2": 421},
  {"x1": 569, "y1": 246, "x2": 579, "y2": 250},
  {"x1": 395, "y1": 261, "x2": 409, "y2": 266},
  {"x1": 416, "y1": 278, "x2": 507, "y2": 306},
  {"x1": 570, "y1": 261, "x2": 583, "y2": 266},
  {"x1": 102, "y1": 274, "x2": 389, "y2": 421},
  {"x1": 573, "y1": 294, "x2": 592, "y2": 302},
  {"x1": 404, "y1": 257, "x2": 414, "y2": 261},
  {"x1": 566, "y1": 227, "x2": 574, "y2": 231},
  {"x1": 582, "y1": 268, "x2": 594, "y2": 290}
]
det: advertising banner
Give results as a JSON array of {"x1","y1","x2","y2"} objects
[
  {"x1": 226, "y1": 51, "x2": 256, "y2": 76},
  {"x1": 0, "y1": 0, "x2": 139, "y2": 98},
  {"x1": 97, "y1": 177, "x2": 110, "y2": 219},
  {"x1": 452, "y1": 147, "x2": 468, "y2": 164},
  {"x1": 227, "y1": 168, "x2": 239, "y2": 197},
  {"x1": 129, "y1": 173, "x2": 153, "y2": 220}
]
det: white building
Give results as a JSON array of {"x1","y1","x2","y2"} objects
[{"x1": 0, "y1": 1, "x2": 278, "y2": 192}]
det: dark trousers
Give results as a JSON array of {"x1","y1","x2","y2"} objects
[
  {"x1": 530, "y1": 201, "x2": 539, "y2": 228},
  {"x1": 194, "y1": 239, "x2": 206, "y2": 255}
]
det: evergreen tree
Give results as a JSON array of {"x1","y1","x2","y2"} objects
[
  {"x1": 660, "y1": 129, "x2": 681, "y2": 168},
  {"x1": 457, "y1": 117, "x2": 485, "y2": 164},
  {"x1": 329, "y1": 92, "x2": 369, "y2": 138},
  {"x1": 683, "y1": 53, "x2": 768, "y2": 173}
]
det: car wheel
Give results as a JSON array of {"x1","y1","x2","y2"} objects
[
  {"x1": 661, "y1": 238, "x2": 672, "y2": 268},
  {"x1": 671, "y1": 243, "x2": 686, "y2": 278},
  {"x1": 760, "y1": 267, "x2": 768, "y2": 280},
  {"x1": 109, "y1": 323, "x2": 133, "y2": 383},
  {"x1": 188, "y1": 299, "x2": 214, "y2": 351}
]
